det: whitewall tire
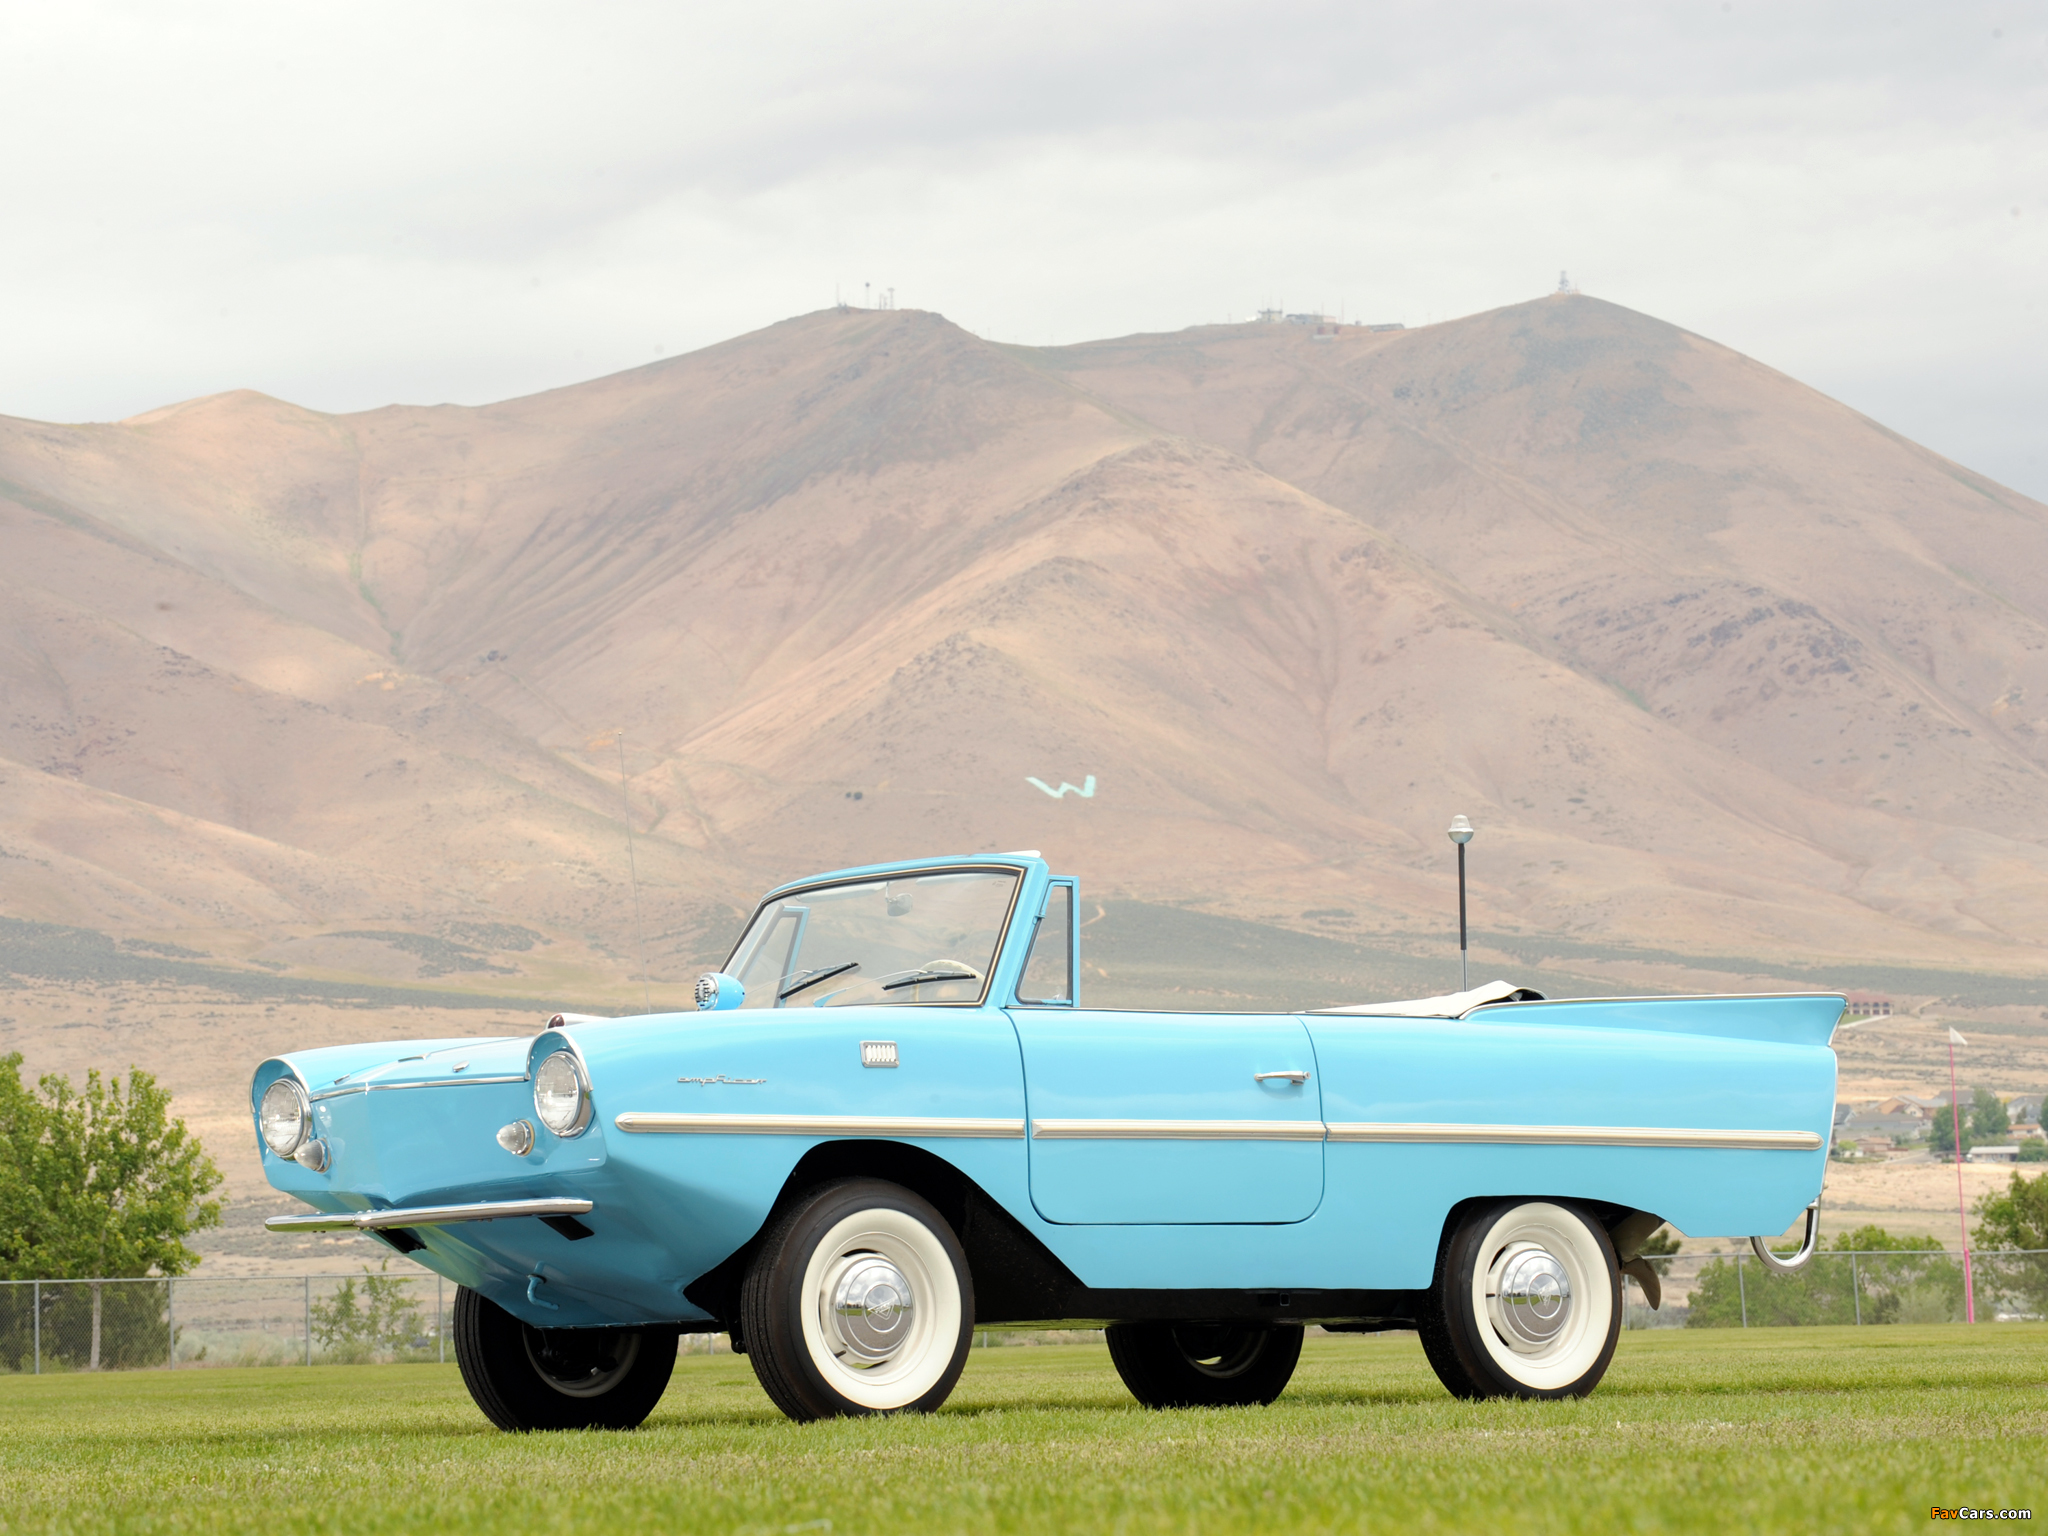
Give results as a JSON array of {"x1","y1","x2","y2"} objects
[
  {"x1": 1419, "y1": 1199, "x2": 1620, "y2": 1400},
  {"x1": 740, "y1": 1178, "x2": 974, "y2": 1421}
]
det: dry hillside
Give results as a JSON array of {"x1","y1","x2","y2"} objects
[
  {"x1": 14, "y1": 292, "x2": 2048, "y2": 1258},
  {"x1": 4, "y1": 294, "x2": 2048, "y2": 1005}
]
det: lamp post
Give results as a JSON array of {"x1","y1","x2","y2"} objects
[{"x1": 1447, "y1": 815, "x2": 1474, "y2": 991}]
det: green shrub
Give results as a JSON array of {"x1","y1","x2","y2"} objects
[{"x1": 310, "y1": 1264, "x2": 428, "y2": 1364}]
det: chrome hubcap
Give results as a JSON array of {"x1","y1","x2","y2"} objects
[
  {"x1": 1489, "y1": 1242, "x2": 1572, "y2": 1352},
  {"x1": 827, "y1": 1254, "x2": 915, "y2": 1363}
]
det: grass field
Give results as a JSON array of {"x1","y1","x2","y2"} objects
[{"x1": 1, "y1": 1326, "x2": 2042, "y2": 1534}]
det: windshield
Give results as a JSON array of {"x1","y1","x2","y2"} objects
[{"x1": 724, "y1": 868, "x2": 1021, "y2": 1008}]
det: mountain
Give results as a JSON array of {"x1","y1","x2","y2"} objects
[{"x1": 4, "y1": 294, "x2": 2047, "y2": 1006}]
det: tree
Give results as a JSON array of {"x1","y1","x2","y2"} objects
[
  {"x1": 0, "y1": 1055, "x2": 224, "y2": 1370},
  {"x1": 0, "y1": 1053, "x2": 223, "y2": 1280},
  {"x1": 1974, "y1": 1168, "x2": 2048, "y2": 1249},
  {"x1": 1971, "y1": 1087, "x2": 2011, "y2": 1144},
  {"x1": 1973, "y1": 1169, "x2": 2048, "y2": 1316},
  {"x1": 1928, "y1": 1089, "x2": 2011, "y2": 1158},
  {"x1": 1929, "y1": 1102, "x2": 1972, "y2": 1157}
]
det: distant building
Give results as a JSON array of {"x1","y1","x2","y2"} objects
[
  {"x1": 1838, "y1": 1095, "x2": 1940, "y2": 1141},
  {"x1": 1967, "y1": 1145, "x2": 2021, "y2": 1164},
  {"x1": 1257, "y1": 309, "x2": 1286, "y2": 323},
  {"x1": 1843, "y1": 992, "x2": 1892, "y2": 1018},
  {"x1": 1366, "y1": 323, "x2": 1405, "y2": 332}
]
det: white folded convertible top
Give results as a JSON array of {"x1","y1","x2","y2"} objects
[{"x1": 1310, "y1": 978, "x2": 1544, "y2": 1019}]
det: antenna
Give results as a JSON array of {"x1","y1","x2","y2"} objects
[{"x1": 616, "y1": 731, "x2": 651, "y2": 1014}]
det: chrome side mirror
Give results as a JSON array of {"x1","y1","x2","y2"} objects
[{"x1": 695, "y1": 972, "x2": 745, "y2": 1011}]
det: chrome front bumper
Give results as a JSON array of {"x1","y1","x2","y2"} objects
[{"x1": 264, "y1": 1196, "x2": 595, "y2": 1234}]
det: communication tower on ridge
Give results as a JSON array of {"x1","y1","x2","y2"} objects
[{"x1": 1556, "y1": 270, "x2": 1578, "y2": 294}]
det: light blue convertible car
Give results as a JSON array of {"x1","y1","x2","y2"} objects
[{"x1": 253, "y1": 853, "x2": 1837, "y2": 1427}]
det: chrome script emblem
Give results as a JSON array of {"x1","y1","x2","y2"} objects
[{"x1": 676, "y1": 1074, "x2": 766, "y2": 1086}]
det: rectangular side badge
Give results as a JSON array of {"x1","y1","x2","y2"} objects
[{"x1": 860, "y1": 1040, "x2": 898, "y2": 1069}]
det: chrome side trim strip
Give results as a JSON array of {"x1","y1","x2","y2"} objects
[
  {"x1": 309, "y1": 1074, "x2": 528, "y2": 1103},
  {"x1": 1031, "y1": 1118, "x2": 1327, "y2": 1142},
  {"x1": 1324, "y1": 1122, "x2": 1823, "y2": 1151},
  {"x1": 613, "y1": 1112, "x2": 1026, "y2": 1138},
  {"x1": 610, "y1": 1113, "x2": 1818, "y2": 1149},
  {"x1": 372, "y1": 1074, "x2": 530, "y2": 1091},
  {"x1": 264, "y1": 1197, "x2": 594, "y2": 1233}
]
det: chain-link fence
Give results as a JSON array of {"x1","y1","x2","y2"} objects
[
  {"x1": 0, "y1": 1273, "x2": 445, "y2": 1373},
  {"x1": 1624, "y1": 1248, "x2": 2048, "y2": 1329},
  {"x1": 1, "y1": 1249, "x2": 2042, "y2": 1374},
  {"x1": 0, "y1": 1273, "x2": 746, "y2": 1375}
]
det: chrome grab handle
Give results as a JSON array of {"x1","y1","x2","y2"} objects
[
  {"x1": 1253, "y1": 1071, "x2": 1310, "y2": 1085},
  {"x1": 1749, "y1": 1197, "x2": 1821, "y2": 1273}
]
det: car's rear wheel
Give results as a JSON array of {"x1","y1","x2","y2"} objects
[
  {"x1": 739, "y1": 1178, "x2": 974, "y2": 1422},
  {"x1": 1106, "y1": 1321, "x2": 1303, "y2": 1408},
  {"x1": 1418, "y1": 1199, "x2": 1620, "y2": 1400},
  {"x1": 452, "y1": 1285, "x2": 675, "y2": 1431}
]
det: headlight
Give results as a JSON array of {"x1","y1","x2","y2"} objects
[
  {"x1": 533, "y1": 1051, "x2": 592, "y2": 1137},
  {"x1": 259, "y1": 1078, "x2": 310, "y2": 1158}
]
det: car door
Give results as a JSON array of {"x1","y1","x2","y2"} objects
[{"x1": 1005, "y1": 1008, "x2": 1325, "y2": 1224}]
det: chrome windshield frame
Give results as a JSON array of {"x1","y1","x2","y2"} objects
[{"x1": 722, "y1": 863, "x2": 1027, "y2": 1009}]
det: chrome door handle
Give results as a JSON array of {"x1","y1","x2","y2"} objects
[{"x1": 1254, "y1": 1070, "x2": 1310, "y2": 1084}]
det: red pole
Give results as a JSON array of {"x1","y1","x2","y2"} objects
[{"x1": 1948, "y1": 1029, "x2": 1976, "y2": 1323}]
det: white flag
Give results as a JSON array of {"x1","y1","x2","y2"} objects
[{"x1": 1948, "y1": 1027, "x2": 1968, "y2": 1047}]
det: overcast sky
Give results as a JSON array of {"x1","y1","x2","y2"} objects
[{"x1": 3, "y1": 2, "x2": 2043, "y2": 497}]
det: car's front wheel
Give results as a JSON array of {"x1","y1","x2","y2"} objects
[
  {"x1": 451, "y1": 1286, "x2": 676, "y2": 1431},
  {"x1": 739, "y1": 1178, "x2": 974, "y2": 1421},
  {"x1": 1418, "y1": 1199, "x2": 1620, "y2": 1400},
  {"x1": 1106, "y1": 1321, "x2": 1303, "y2": 1408}
]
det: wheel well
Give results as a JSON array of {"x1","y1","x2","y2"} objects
[
  {"x1": 681, "y1": 1140, "x2": 1082, "y2": 1329},
  {"x1": 1430, "y1": 1196, "x2": 1644, "y2": 1283}
]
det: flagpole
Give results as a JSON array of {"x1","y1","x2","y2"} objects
[{"x1": 1947, "y1": 1025, "x2": 1976, "y2": 1324}]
